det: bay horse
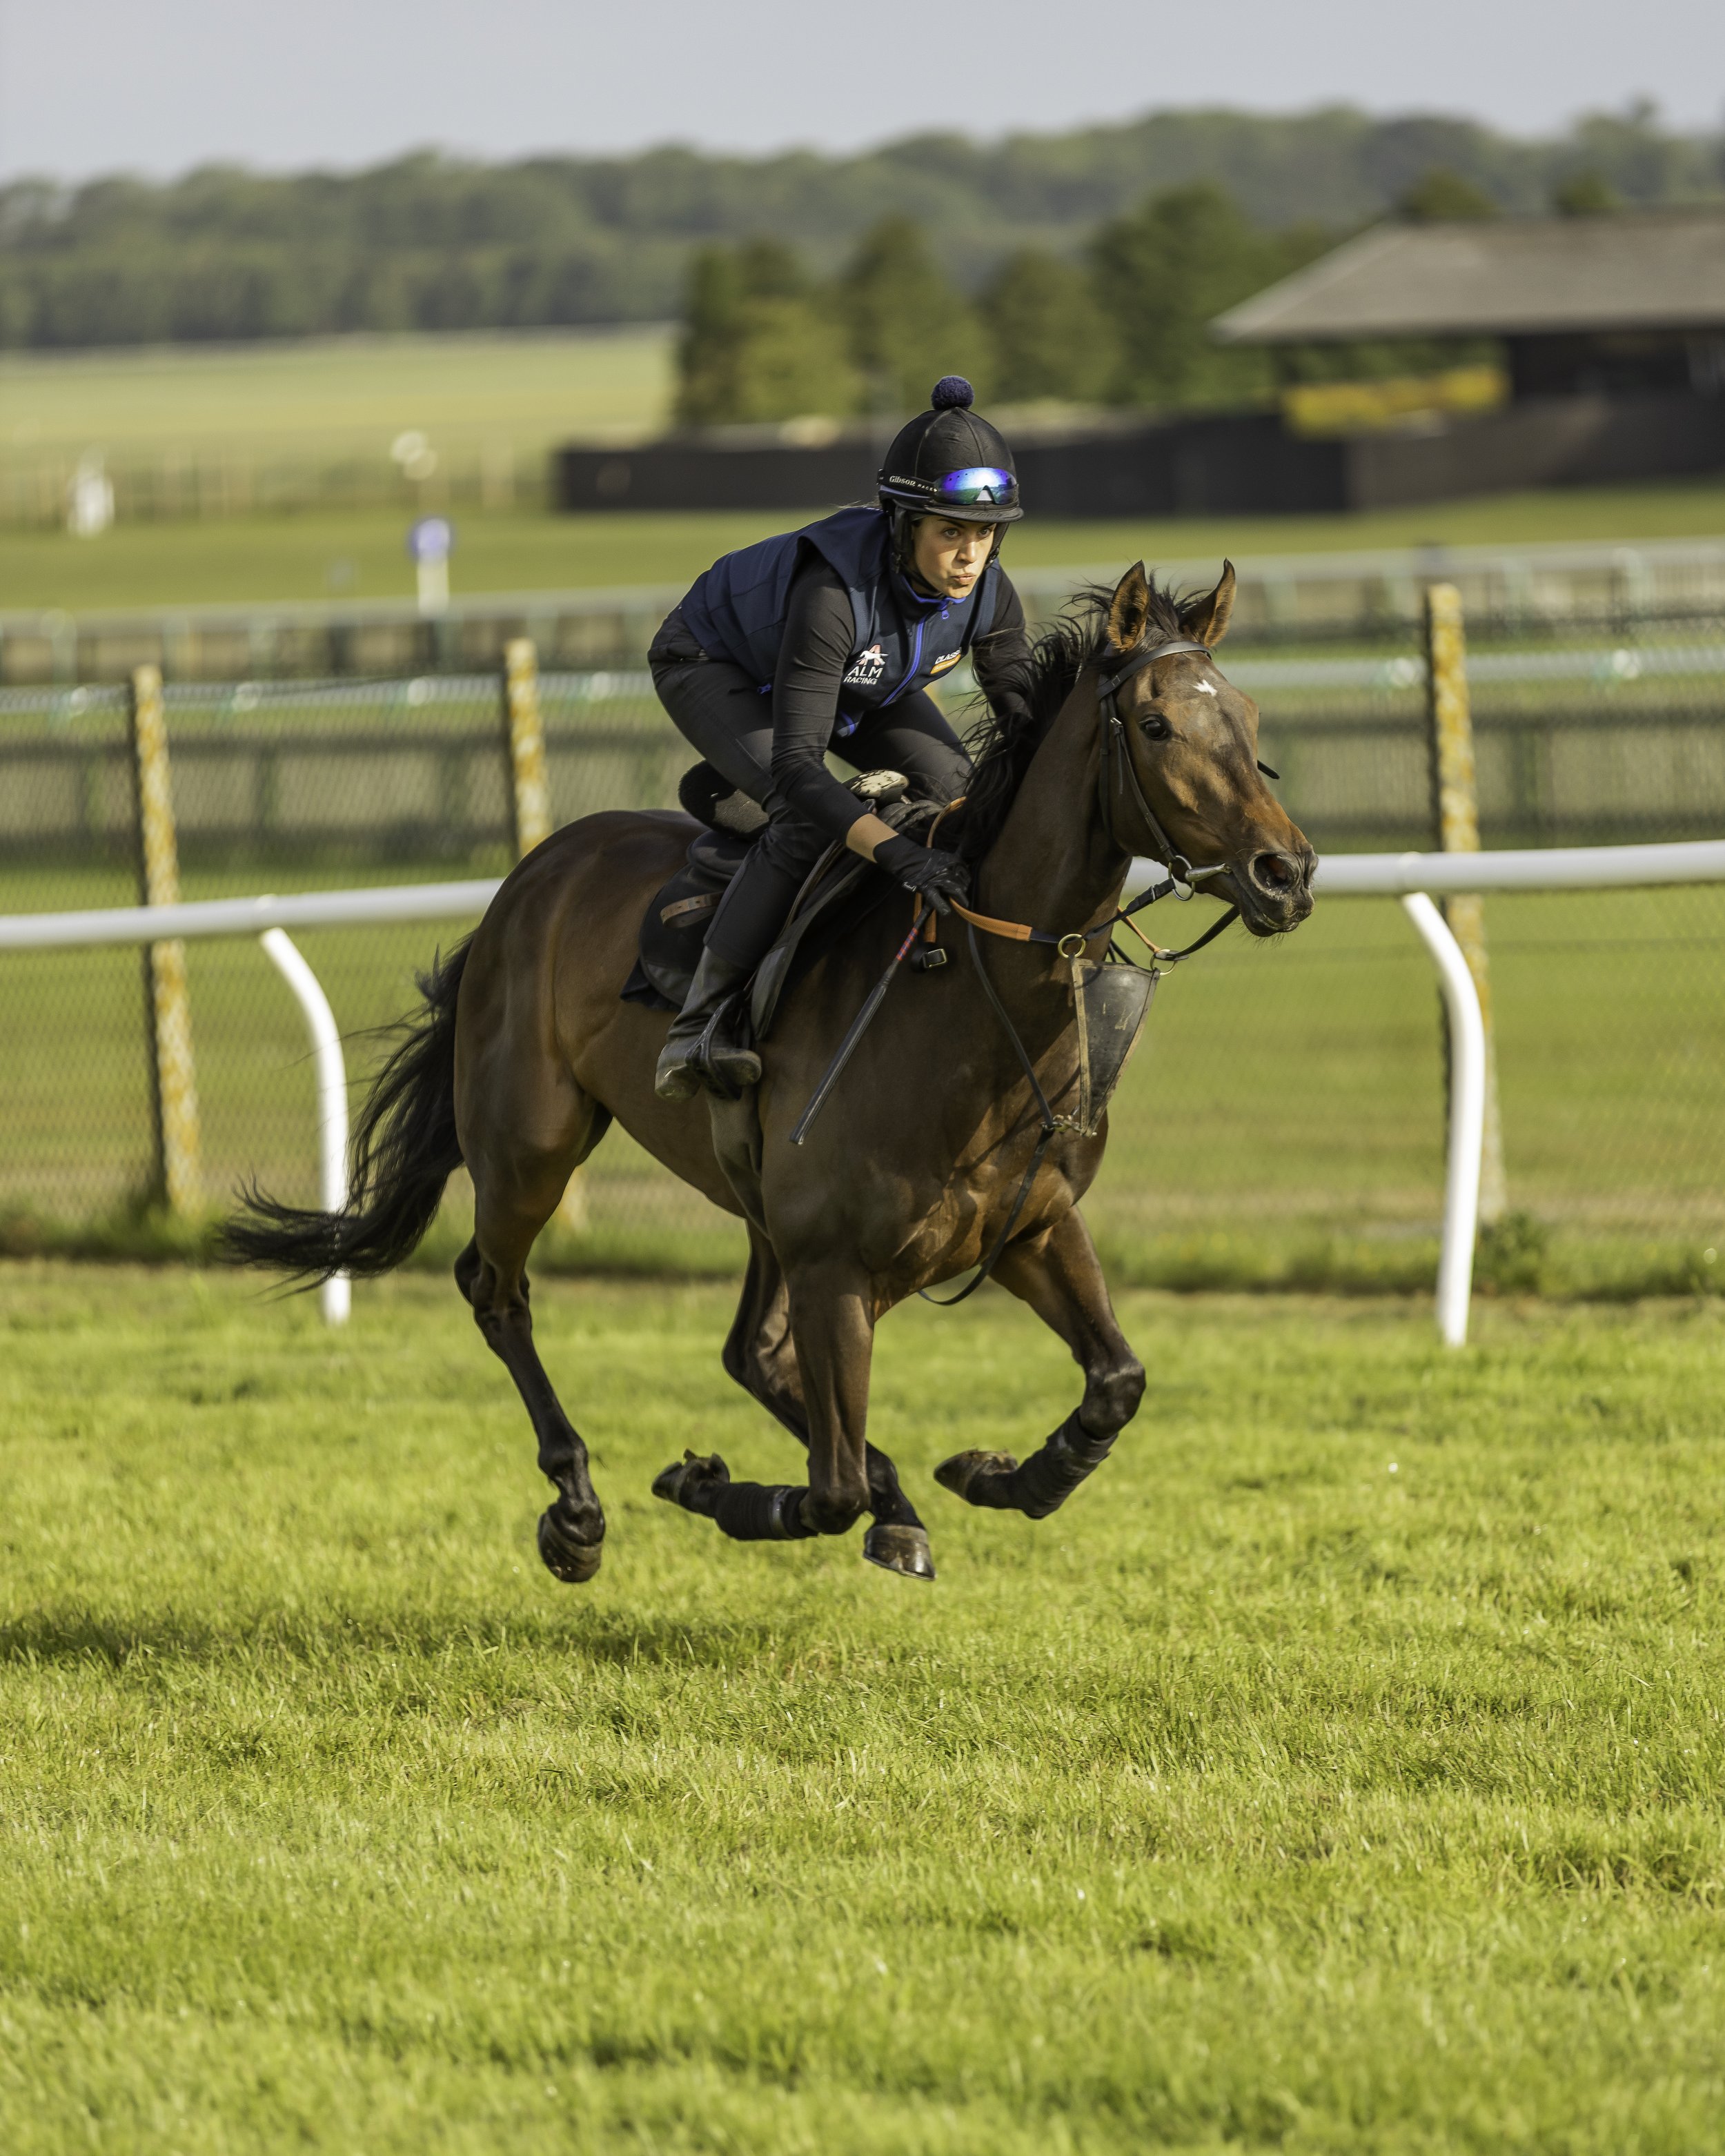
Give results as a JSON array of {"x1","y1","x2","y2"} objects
[{"x1": 229, "y1": 562, "x2": 1314, "y2": 1583}]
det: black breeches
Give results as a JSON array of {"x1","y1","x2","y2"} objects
[{"x1": 651, "y1": 648, "x2": 970, "y2": 973}]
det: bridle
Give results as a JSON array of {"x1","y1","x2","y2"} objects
[
  {"x1": 1094, "y1": 634, "x2": 1233, "y2": 898},
  {"x1": 942, "y1": 633, "x2": 1243, "y2": 958}
]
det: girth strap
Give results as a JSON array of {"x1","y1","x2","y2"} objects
[{"x1": 918, "y1": 922, "x2": 1070, "y2": 1306}]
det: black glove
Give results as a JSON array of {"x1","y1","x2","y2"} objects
[{"x1": 874, "y1": 835, "x2": 970, "y2": 916}]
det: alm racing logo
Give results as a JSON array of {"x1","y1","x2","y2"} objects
[{"x1": 844, "y1": 644, "x2": 886, "y2": 689}]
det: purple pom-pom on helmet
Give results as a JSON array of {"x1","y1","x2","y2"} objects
[{"x1": 930, "y1": 375, "x2": 974, "y2": 411}]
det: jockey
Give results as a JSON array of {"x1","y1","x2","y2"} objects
[{"x1": 651, "y1": 375, "x2": 1030, "y2": 1101}]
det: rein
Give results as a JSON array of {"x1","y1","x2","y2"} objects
[
  {"x1": 921, "y1": 636, "x2": 1246, "y2": 1303},
  {"x1": 793, "y1": 631, "x2": 1250, "y2": 1301}
]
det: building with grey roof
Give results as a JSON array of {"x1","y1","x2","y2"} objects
[{"x1": 1214, "y1": 210, "x2": 1725, "y2": 401}]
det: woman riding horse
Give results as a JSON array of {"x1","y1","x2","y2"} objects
[{"x1": 649, "y1": 375, "x2": 1030, "y2": 1100}]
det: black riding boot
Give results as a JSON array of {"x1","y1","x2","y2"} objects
[{"x1": 653, "y1": 947, "x2": 762, "y2": 1102}]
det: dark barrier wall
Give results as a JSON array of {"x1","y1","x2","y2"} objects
[
  {"x1": 554, "y1": 415, "x2": 1348, "y2": 520},
  {"x1": 555, "y1": 392, "x2": 1725, "y2": 521},
  {"x1": 1346, "y1": 392, "x2": 1725, "y2": 511}
]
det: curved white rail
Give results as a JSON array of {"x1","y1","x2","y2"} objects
[
  {"x1": 259, "y1": 929, "x2": 351, "y2": 1327},
  {"x1": 0, "y1": 880, "x2": 502, "y2": 951},
  {"x1": 1398, "y1": 896, "x2": 1486, "y2": 1347},
  {"x1": 1314, "y1": 839, "x2": 1725, "y2": 896},
  {"x1": 0, "y1": 838, "x2": 1715, "y2": 957}
]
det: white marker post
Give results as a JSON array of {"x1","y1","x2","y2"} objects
[{"x1": 408, "y1": 516, "x2": 453, "y2": 615}]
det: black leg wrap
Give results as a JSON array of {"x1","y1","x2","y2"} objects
[
  {"x1": 1007, "y1": 1412, "x2": 1117, "y2": 1520},
  {"x1": 712, "y1": 1483, "x2": 816, "y2": 1542}
]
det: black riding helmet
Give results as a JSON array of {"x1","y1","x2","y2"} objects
[{"x1": 877, "y1": 377, "x2": 1023, "y2": 526}]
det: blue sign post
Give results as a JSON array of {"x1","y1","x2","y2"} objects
[{"x1": 407, "y1": 517, "x2": 454, "y2": 614}]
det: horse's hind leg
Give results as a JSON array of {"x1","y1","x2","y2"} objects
[
  {"x1": 684, "y1": 1229, "x2": 934, "y2": 1578},
  {"x1": 936, "y1": 1207, "x2": 1145, "y2": 1520},
  {"x1": 457, "y1": 1080, "x2": 610, "y2": 1585}
]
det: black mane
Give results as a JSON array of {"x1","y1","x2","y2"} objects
[{"x1": 955, "y1": 575, "x2": 1189, "y2": 864}]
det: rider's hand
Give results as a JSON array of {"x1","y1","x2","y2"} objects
[{"x1": 872, "y1": 835, "x2": 971, "y2": 916}]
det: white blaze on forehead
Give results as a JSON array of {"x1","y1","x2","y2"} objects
[{"x1": 1192, "y1": 678, "x2": 1217, "y2": 696}]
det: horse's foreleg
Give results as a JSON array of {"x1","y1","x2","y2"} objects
[
  {"x1": 689, "y1": 1232, "x2": 933, "y2": 1577},
  {"x1": 936, "y1": 1208, "x2": 1144, "y2": 1520},
  {"x1": 653, "y1": 1258, "x2": 879, "y2": 1554},
  {"x1": 458, "y1": 1082, "x2": 609, "y2": 1585}
]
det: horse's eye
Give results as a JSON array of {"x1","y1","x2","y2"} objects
[{"x1": 1138, "y1": 713, "x2": 1172, "y2": 742}]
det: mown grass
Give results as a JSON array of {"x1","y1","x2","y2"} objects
[
  {"x1": 3, "y1": 1263, "x2": 1725, "y2": 2152},
  {"x1": 0, "y1": 328, "x2": 676, "y2": 467},
  {"x1": 6, "y1": 479, "x2": 1725, "y2": 613}
]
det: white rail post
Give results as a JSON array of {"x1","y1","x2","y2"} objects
[
  {"x1": 259, "y1": 928, "x2": 351, "y2": 1326},
  {"x1": 1401, "y1": 893, "x2": 1486, "y2": 1347}
]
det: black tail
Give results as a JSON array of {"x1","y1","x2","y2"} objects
[{"x1": 225, "y1": 936, "x2": 473, "y2": 1284}]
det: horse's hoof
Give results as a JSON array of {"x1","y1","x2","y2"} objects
[
  {"x1": 934, "y1": 1450, "x2": 1019, "y2": 1507},
  {"x1": 651, "y1": 1450, "x2": 730, "y2": 1512},
  {"x1": 537, "y1": 1507, "x2": 604, "y2": 1585},
  {"x1": 862, "y1": 1523, "x2": 936, "y2": 1581}
]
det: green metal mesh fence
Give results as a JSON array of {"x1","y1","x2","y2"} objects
[{"x1": 1, "y1": 629, "x2": 1722, "y2": 1295}]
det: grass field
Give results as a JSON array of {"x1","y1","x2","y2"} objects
[
  {"x1": 5, "y1": 324, "x2": 1722, "y2": 611},
  {"x1": 5, "y1": 481, "x2": 1725, "y2": 613},
  {"x1": 1, "y1": 328, "x2": 676, "y2": 468},
  {"x1": 3, "y1": 1263, "x2": 1724, "y2": 2152}
]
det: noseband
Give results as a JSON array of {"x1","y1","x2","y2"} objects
[{"x1": 1095, "y1": 635, "x2": 1230, "y2": 896}]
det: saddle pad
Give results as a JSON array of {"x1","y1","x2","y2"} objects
[
  {"x1": 622, "y1": 791, "x2": 935, "y2": 1033},
  {"x1": 627, "y1": 825, "x2": 753, "y2": 1010}
]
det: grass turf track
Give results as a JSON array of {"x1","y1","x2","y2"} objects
[{"x1": 2, "y1": 1262, "x2": 1724, "y2": 2152}]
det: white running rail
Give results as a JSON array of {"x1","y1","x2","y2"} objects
[
  {"x1": 1399, "y1": 897, "x2": 1486, "y2": 1347},
  {"x1": 259, "y1": 929, "x2": 351, "y2": 1327},
  {"x1": 6, "y1": 837, "x2": 1725, "y2": 1341}
]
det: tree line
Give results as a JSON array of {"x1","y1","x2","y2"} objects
[
  {"x1": 1, "y1": 103, "x2": 1717, "y2": 351},
  {"x1": 677, "y1": 165, "x2": 1586, "y2": 424}
]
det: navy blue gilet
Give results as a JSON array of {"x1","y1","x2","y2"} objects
[{"x1": 678, "y1": 506, "x2": 997, "y2": 735}]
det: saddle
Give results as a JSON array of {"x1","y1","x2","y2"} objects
[{"x1": 621, "y1": 764, "x2": 933, "y2": 1039}]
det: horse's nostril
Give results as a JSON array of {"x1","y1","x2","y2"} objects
[{"x1": 1251, "y1": 851, "x2": 1297, "y2": 896}]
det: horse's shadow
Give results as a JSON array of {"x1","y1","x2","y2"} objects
[{"x1": 0, "y1": 1603, "x2": 786, "y2": 1677}]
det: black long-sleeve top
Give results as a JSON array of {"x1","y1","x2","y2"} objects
[{"x1": 769, "y1": 557, "x2": 1030, "y2": 842}]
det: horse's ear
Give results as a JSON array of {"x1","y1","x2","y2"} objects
[
  {"x1": 1106, "y1": 562, "x2": 1152, "y2": 653},
  {"x1": 1181, "y1": 560, "x2": 1236, "y2": 649}
]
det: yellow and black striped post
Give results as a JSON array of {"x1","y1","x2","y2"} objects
[
  {"x1": 128, "y1": 664, "x2": 201, "y2": 1216},
  {"x1": 502, "y1": 638, "x2": 584, "y2": 1225},
  {"x1": 503, "y1": 637, "x2": 553, "y2": 856}
]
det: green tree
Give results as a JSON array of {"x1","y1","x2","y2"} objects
[
  {"x1": 1089, "y1": 183, "x2": 1287, "y2": 408},
  {"x1": 1398, "y1": 168, "x2": 1499, "y2": 221},
  {"x1": 836, "y1": 215, "x2": 991, "y2": 413},
  {"x1": 1552, "y1": 169, "x2": 1619, "y2": 215},
  {"x1": 982, "y1": 248, "x2": 1116, "y2": 402},
  {"x1": 674, "y1": 240, "x2": 858, "y2": 425}
]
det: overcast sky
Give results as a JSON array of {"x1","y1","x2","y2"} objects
[{"x1": 1, "y1": 0, "x2": 1721, "y2": 183}]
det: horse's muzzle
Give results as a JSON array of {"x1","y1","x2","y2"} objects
[{"x1": 1233, "y1": 846, "x2": 1317, "y2": 936}]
